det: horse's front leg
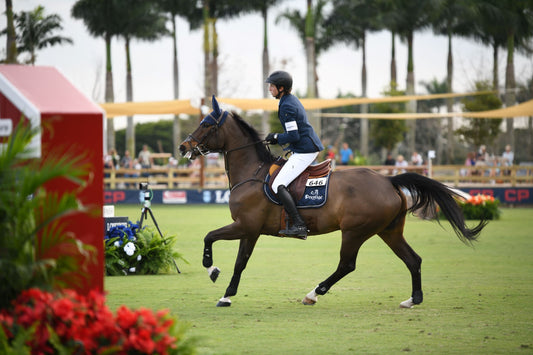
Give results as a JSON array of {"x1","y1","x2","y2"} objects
[
  {"x1": 217, "y1": 236, "x2": 259, "y2": 307},
  {"x1": 202, "y1": 222, "x2": 247, "y2": 282}
]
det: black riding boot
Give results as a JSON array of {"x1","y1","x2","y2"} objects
[{"x1": 276, "y1": 185, "x2": 308, "y2": 239}]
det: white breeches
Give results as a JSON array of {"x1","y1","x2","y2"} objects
[{"x1": 272, "y1": 152, "x2": 319, "y2": 193}]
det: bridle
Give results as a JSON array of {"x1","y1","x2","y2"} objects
[
  {"x1": 182, "y1": 110, "x2": 229, "y2": 158},
  {"x1": 183, "y1": 109, "x2": 268, "y2": 191}
]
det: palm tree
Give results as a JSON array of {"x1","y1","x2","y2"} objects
[
  {"x1": 276, "y1": 0, "x2": 330, "y2": 98},
  {"x1": 390, "y1": 0, "x2": 436, "y2": 153},
  {"x1": 247, "y1": 0, "x2": 286, "y2": 135},
  {"x1": 11, "y1": 5, "x2": 72, "y2": 65},
  {"x1": 72, "y1": 0, "x2": 122, "y2": 151},
  {"x1": 471, "y1": 0, "x2": 533, "y2": 149},
  {"x1": 376, "y1": 0, "x2": 399, "y2": 89},
  {"x1": 158, "y1": 0, "x2": 201, "y2": 156},
  {"x1": 325, "y1": 0, "x2": 381, "y2": 157},
  {"x1": 199, "y1": 0, "x2": 251, "y2": 100},
  {"x1": 431, "y1": 0, "x2": 476, "y2": 163},
  {"x1": 115, "y1": 1, "x2": 168, "y2": 158},
  {"x1": 4, "y1": 0, "x2": 17, "y2": 63},
  {"x1": 276, "y1": 0, "x2": 330, "y2": 134}
]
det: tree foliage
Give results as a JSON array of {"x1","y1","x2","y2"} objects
[
  {"x1": 455, "y1": 81, "x2": 503, "y2": 148},
  {"x1": 3, "y1": 5, "x2": 72, "y2": 65},
  {"x1": 369, "y1": 87, "x2": 408, "y2": 153}
]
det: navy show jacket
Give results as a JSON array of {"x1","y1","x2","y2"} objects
[{"x1": 276, "y1": 94, "x2": 324, "y2": 153}]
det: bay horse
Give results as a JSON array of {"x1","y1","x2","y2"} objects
[{"x1": 179, "y1": 96, "x2": 486, "y2": 308}]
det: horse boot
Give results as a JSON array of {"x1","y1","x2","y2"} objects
[{"x1": 276, "y1": 185, "x2": 308, "y2": 240}]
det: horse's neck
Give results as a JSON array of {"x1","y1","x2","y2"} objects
[{"x1": 224, "y1": 143, "x2": 264, "y2": 184}]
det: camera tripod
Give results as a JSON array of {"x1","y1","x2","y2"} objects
[{"x1": 139, "y1": 198, "x2": 181, "y2": 274}]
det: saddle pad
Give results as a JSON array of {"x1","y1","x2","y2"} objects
[{"x1": 263, "y1": 165, "x2": 331, "y2": 209}]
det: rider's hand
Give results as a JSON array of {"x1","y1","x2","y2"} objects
[{"x1": 265, "y1": 133, "x2": 278, "y2": 144}]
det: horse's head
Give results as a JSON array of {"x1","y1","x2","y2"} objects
[{"x1": 179, "y1": 95, "x2": 229, "y2": 160}]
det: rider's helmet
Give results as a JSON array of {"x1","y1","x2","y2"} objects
[{"x1": 265, "y1": 71, "x2": 293, "y2": 92}]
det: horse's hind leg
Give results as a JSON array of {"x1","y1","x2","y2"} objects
[
  {"x1": 303, "y1": 231, "x2": 368, "y2": 305},
  {"x1": 378, "y1": 225, "x2": 423, "y2": 308}
]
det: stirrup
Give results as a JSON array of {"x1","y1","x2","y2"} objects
[{"x1": 279, "y1": 224, "x2": 308, "y2": 240}]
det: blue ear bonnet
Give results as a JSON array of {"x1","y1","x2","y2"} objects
[{"x1": 201, "y1": 95, "x2": 228, "y2": 127}]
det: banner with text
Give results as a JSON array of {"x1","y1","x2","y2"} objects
[{"x1": 104, "y1": 187, "x2": 533, "y2": 206}]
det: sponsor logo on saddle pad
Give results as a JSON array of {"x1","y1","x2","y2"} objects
[{"x1": 304, "y1": 189, "x2": 324, "y2": 202}]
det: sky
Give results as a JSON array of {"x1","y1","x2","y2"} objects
[{"x1": 1, "y1": 0, "x2": 532, "y2": 129}]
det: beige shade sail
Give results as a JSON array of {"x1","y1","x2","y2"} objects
[
  {"x1": 101, "y1": 99, "x2": 198, "y2": 117},
  {"x1": 218, "y1": 91, "x2": 494, "y2": 111},
  {"x1": 321, "y1": 98, "x2": 533, "y2": 120},
  {"x1": 99, "y1": 91, "x2": 494, "y2": 117}
]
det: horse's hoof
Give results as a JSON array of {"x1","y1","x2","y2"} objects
[
  {"x1": 208, "y1": 266, "x2": 220, "y2": 283},
  {"x1": 216, "y1": 297, "x2": 231, "y2": 307},
  {"x1": 400, "y1": 297, "x2": 415, "y2": 308},
  {"x1": 302, "y1": 297, "x2": 316, "y2": 306}
]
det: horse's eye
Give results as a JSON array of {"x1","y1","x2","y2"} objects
[{"x1": 201, "y1": 122, "x2": 212, "y2": 128}]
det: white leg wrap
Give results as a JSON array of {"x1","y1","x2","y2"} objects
[
  {"x1": 302, "y1": 287, "x2": 318, "y2": 305},
  {"x1": 306, "y1": 289, "x2": 318, "y2": 302},
  {"x1": 219, "y1": 297, "x2": 231, "y2": 304},
  {"x1": 207, "y1": 266, "x2": 216, "y2": 276},
  {"x1": 400, "y1": 297, "x2": 415, "y2": 308}
]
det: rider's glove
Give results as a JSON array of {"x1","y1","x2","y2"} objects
[{"x1": 265, "y1": 133, "x2": 278, "y2": 144}]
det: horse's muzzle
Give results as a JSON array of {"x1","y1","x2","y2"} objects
[
  {"x1": 178, "y1": 143, "x2": 188, "y2": 157},
  {"x1": 179, "y1": 140, "x2": 203, "y2": 160}
]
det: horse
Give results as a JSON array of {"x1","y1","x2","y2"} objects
[{"x1": 179, "y1": 96, "x2": 487, "y2": 308}]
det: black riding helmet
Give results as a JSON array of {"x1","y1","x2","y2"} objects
[{"x1": 265, "y1": 70, "x2": 293, "y2": 92}]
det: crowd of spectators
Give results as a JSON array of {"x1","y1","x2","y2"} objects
[
  {"x1": 104, "y1": 142, "x2": 520, "y2": 188},
  {"x1": 461, "y1": 144, "x2": 514, "y2": 178}
]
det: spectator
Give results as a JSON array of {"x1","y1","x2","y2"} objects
[
  {"x1": 138, "y1": 144, "x2": 153, "y2": 169},
  {"x1": 410, "y1": 151, "x2": 423, "y2": 166},
  {"x1": 476, "y1": 145, "x2": 489, "y2": 166},
  {"x1": 384, "y1": 153, "x2": 395, "y2": 166},
  {"x1": 394, "y1": 154, "x2": 408, "y2": 174},
  {"x1": 131, "y1": 159, "x2": 141, "y2": 180},
  {"x1": 104, "y1": 149, "x2": 115, "y2": 170},
  {"x1": 168, "y1": 156, "x2": 178, "y2": 168},
  {"x1": 339, "y1": 142, "x2": 353, "y2": 165},
  {"x1": 501, "y1": 144, "x2": 514, "y2": 167},
  {"x1": 120, "y1": 150, "x2": 133, "y2": 169},
  {"x1": 326, "y1": 145, "x2": 336, "y2": 169},
  {"x1": 110, "y1": 149, "x2": 120, "y2": 169},
  {"x1": 501, "y1": 144, "x2": 514, "y2": 176},
  {"x1": 462, "y1": 151, "x2": 477, "y2": 176}
]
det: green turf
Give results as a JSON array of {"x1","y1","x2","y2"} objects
[{"x1": 106, "y1": 205, "x2": 533, "y2": 354}]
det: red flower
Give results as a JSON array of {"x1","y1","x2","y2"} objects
[{"x1": 0, "y1": 288, "x2": 183, "y2": 354}]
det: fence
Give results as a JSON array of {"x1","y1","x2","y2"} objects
[{"x1": 104, "y1": 164, "x2": 533, "y2": 190}]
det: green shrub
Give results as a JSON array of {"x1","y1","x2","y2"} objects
[
  {"x1": 105, "y1": 221, "x2": 185, "y2": 276},
  {"x1": 0, "y1": 122, "x2": 95, "y2": 310}
]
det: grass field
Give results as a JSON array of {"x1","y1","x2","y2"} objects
[{"x1": 106, "y1": 205, "x2": 533, "y2": 354}]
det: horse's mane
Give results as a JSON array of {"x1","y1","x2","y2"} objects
[{"x1": 231, "y1": 112, "x2": 276, "y2": 164}]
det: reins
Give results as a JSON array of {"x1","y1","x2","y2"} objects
[{"x1": 224, "y1": 140, "x2": 268, "y2": 191}]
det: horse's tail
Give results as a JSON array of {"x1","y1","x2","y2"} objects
[{"x1": 389, "y1": 172, "x2": 487, "y2": 244}]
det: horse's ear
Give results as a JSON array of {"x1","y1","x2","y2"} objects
[{"x1": 212, "y1": 95, "x2": 221, "y2": 115}]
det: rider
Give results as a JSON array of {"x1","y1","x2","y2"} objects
[{"x1": 265, "y1": 70, "x2": 324, "y2": 239}]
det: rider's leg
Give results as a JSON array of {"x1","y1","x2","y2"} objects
[
  {"x1": 272, "y1": 152, "x2": 318, "y2": 238},
  {"x1": 276, "y1": 185, "x2": 307, "y2": 238}
]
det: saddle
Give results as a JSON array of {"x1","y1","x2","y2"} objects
[{"x1": 265, "y1": 158, "x2": 332, "y2": 205}]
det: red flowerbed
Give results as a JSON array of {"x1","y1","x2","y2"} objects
[{"x1": 0, "y1": 288, "x2": 179, "y2": 354}]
